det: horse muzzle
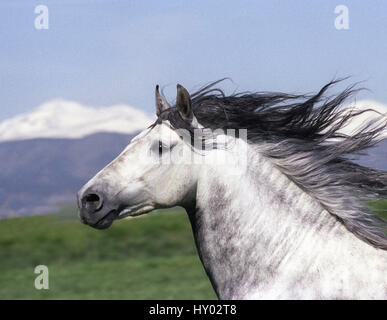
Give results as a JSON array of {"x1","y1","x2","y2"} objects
[{"x1": 77, "y1": 187, "x2": 119, "y2": 229}]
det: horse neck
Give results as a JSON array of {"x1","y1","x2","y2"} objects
[{"x1": 186, "y1": 147, "x2": 380, "y2": 299}]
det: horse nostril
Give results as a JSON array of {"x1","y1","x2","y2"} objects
[{"x1": 82, "y1": 193, "x2": 103, "y2": 212}]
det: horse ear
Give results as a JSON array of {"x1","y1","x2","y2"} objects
[
  {"x1": 155, "y1": 85, "x2": 170, "y2": 116},
  {"x1": 176, "y1": 84, "x2": 192, "y2": 120}
]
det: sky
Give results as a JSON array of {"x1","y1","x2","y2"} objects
[{"x1": 1, "y1": 0, "x2": 387, "y2": 121}]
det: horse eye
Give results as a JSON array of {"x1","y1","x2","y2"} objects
[
  {"x1": 158, "y1": 141, "x2": 163, "y2": 156},
  {"x1": 153, "y1": 140, "x2": 173, "y2": 157}
]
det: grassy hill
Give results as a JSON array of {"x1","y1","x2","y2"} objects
[{"x1": 0, "y1": 206, "x2": 216, "y2": 299}]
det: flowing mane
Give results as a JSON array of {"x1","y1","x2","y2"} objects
[{"x1": 157, "y1": 79, "x2": 387, "y2": 250}]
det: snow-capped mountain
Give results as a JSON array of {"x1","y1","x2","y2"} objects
[
  {"x1": 0, "y1": 99, "x2": 155, "y2": 142},
  {"x1": 0, "y1": 99, "x2": 155, "y2": 218},
  {"x1": 340, "y1": 100, "x2": 387, "y2": 139}
]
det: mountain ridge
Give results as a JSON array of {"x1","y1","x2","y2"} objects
[{"x1": 0, "y1": 132, "x2": 136, "y2": 218}]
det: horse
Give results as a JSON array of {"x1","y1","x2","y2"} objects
[{"x1": 77, "y1": 80, "x2": 387, "y2": 299}]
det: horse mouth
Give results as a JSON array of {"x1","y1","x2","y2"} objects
[
  {"x1": 116, "y1": 203, "x2": 155, "y2": 220},
  {"x1": 85, "y1": 203, "x2": 155, "y2": 230},
  {"x1": 90, "y1": 209, "x2": 119, "y2": 230}
]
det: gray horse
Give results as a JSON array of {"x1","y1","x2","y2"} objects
[{"x1": 78, "y1": 80, "x2": 387, "y2": 299}]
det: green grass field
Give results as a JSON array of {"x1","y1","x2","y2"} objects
[
  {"x1": 0, "y1": 206, "x2": 216, "y2": 300},
  {"x1": 368, "y1": 200, "x2": 387, "y2": 220}
]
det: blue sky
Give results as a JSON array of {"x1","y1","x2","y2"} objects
[{"x1": 1, "y1": 0, "x2": 387, "y2": 120}]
